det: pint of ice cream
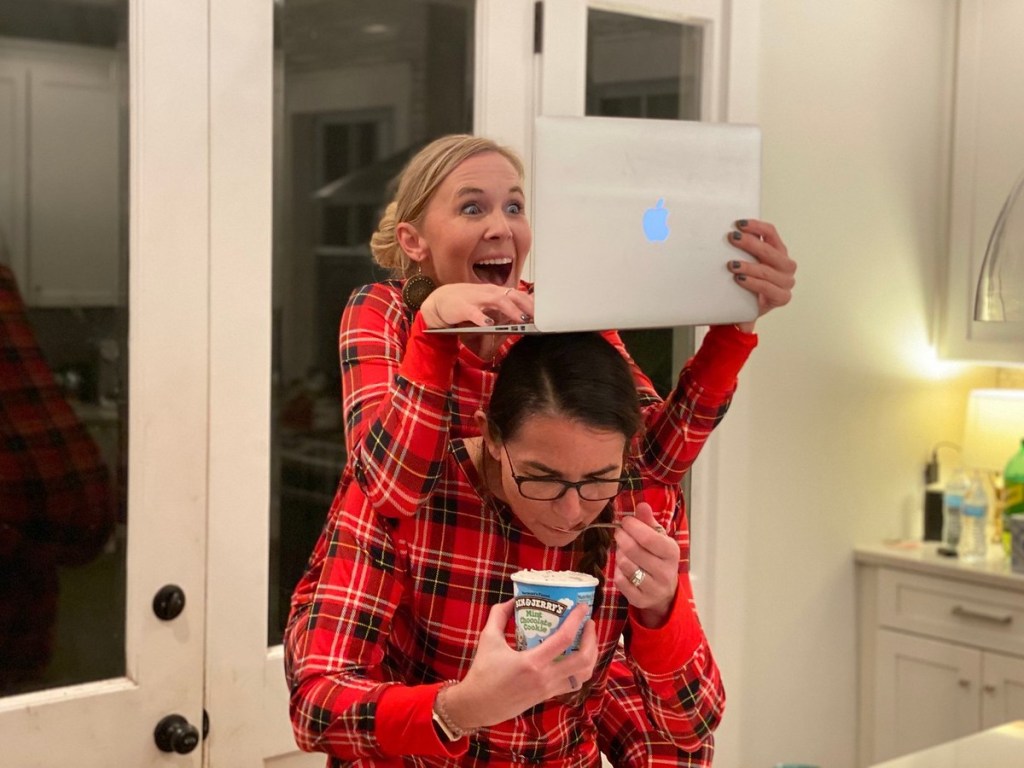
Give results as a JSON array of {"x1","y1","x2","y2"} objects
[{"x1": 511, "y1": 569, "x2": 598, "y2": 652}]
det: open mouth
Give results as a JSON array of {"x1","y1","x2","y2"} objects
[{"x1": 472, "y1": 257, "x2": 514, "y2": 286}]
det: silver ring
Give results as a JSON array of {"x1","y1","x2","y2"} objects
[
  {"x1": 568, "y1": 675, "x2": 579, "y2": 690},
  {"x1": 630, "y1": 568, "x2": 646, "y2": 588}
]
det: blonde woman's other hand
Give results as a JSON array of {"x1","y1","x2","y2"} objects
[{"x1": 724, "y1": 218, "x2": 796, "y2": 332}]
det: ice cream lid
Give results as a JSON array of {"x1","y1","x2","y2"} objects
[{"x1": 511, "y1": 569, "x2": 599, "y2": 587}]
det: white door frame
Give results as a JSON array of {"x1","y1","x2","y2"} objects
[{"x1": 202, "y1": 0, "x2": 280, "y2": 764}]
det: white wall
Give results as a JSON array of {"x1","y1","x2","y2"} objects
[{"x1": 707, "y1": 2, "x2": 1003, "y2": 766}]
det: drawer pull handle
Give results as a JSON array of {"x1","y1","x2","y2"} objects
[{"x1": 951, "y1": 605, "x2": 1013, "y2": 625}]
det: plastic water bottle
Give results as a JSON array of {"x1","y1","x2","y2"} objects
[
  {"x1": 942, "y1": 467, "x2": 970, "y2": 551},
  {"x1": 1003, "y1": 439, "x2": 1024, "y2": 556},
  {"x1": 959, "y1": 472, "x2": 988, "y2": 564}
]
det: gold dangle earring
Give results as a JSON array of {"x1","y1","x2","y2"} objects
[{"x1": 401, "y1": 263, "x2": 436, "y2": 310}]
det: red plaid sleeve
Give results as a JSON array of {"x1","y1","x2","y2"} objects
[
  {"x1": 613, "y1": 484, "x2": 725, "y2": 754},
  {"x1": 339, "y1": 282, "x2": 460, "y2": 517},
  {"x1": 623, "y1": 325, "x2": 757, "y2": 486},
  {"x1": 624, "y1": 571, "x2": 725, "y2": 752},
  {"x1": 599, "y1": 650, "x2": 717, "y2": 767}
]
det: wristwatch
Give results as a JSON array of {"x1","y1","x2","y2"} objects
[{"x1": 431, "y1": 706, "x2": 461, "y2": 742}]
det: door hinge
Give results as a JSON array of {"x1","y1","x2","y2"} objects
[{"x1": 534, "y1": 1, "x2": 543, "y2": 54}]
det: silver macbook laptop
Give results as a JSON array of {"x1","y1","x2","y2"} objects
[{"x1": 430, "y1": 114, "x2": 761, "y2": 334}]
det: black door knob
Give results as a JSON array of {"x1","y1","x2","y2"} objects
[
  {"x1": 153, "y1": 584, "x2": 186, "y2": 621},
  {"x1": 154, "y1": 714, "x2": 200, "y2": 754}
]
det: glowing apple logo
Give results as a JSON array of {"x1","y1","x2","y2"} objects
[{"x1": 642, "y1": 198, "x2": 670, "y2": 243}]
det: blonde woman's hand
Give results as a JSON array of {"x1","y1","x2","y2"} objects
[
  {"x1": 724, "y1": 218, "x2": 797, "y2": 332},
  {"x1": 419, "y1": 283, "x2": 534, "y2": 330},
  {"x1": 439, "y1": 599, "x2": 597, "y2": 731},
  {"x1": 613, "y1": 501, "x2": 680, "y2": 628}
]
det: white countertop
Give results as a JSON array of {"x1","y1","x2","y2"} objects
[
  {"x1": 869, "y1": 721, "x2": 1024, "y2": 767},
  {"x1": 854, "y1": 540, "x2": 1024, "y2": 592}
]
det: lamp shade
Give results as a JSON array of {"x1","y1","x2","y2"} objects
[{"x1": 962, "y1": 389, "x2": 1024, "y2": 473}]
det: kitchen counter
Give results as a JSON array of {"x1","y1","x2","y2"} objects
[
  {"x1": 854, "y1": 540, "x2": 1024, "y2": 592},
  {"x1": 869, "y1": 721, "x2": 1024, "y2": 767}
]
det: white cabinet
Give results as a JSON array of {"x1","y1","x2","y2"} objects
[
  {"x1": 856, "y1": 545, "x2": 1024, "y2": 766},
  {"x1": 941, "y1": 0, "x2": 1024, "y2": 362},
  {"x1": 983, "y1": 649, "x2": 1024, "y2": 729},
  {"x1": 0, "y1": 39, "x2": 121, "y2": 307},
  {"x1": 874, "y1": 629, "x2": 1024, "y2": 759}
]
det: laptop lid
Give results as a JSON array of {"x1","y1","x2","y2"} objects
[
  {"x1": 428, "y1": 115, "x2": 761, "y2": 334},
  {"x1": 529, "y1": 114, "x2": 761, "y2": 331}
]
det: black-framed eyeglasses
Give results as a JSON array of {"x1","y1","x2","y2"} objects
[{"x1": 502, "y1": 444, "x2": 629, "y2": 501}]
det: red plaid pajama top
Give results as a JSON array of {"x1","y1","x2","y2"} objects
[{"x1": 285, "y1": 447, "x2": 723, "y2": 767}]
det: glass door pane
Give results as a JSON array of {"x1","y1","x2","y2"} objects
[
  {"x1": 587, "y1": 9, "x2": 703, "y2": 121},
  {"x1": 269, "y1": 0, "x2": 476, "y2": 644},
  {"x1": 0, "y1": 0, "x2": 127, "y2": 697},
  {"x1": 585, "y1": 8, "x2": 702, "y2": 396}
]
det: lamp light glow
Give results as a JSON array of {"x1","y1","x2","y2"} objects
[{"x1": 962, "y1": 389, "x2": 1024, "y2": 472}]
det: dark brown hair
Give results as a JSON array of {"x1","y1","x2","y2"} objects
[{"x1": 487, "y1": 332, "x2": 642, "y2": 594}]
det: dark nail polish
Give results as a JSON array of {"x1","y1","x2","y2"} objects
[
  {"x1": 731, "y1": 230, "x2": 742, "y2": 241},
  {"x1": 521, "y1": 313, "x2": 531, "y2": 322},
  {"x1": 729, "y1": 260, "x2": 742, "y2": 270},
  {"x1": 737, "y1": 219, "x2": 749, "y2": 228},
  {"x1": 735, "y1": 274, "x2": 747, "y2": 282}
]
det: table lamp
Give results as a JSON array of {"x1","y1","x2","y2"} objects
[
  {"x1": 962, "y1": 389, "x2": 1024, "y2": 544},
  {"x1": 963, "y1": 389, "x2": 1024, "y2": 470}
]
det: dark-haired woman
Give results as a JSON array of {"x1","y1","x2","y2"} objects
[{"x1": 286, "y1": 333, "x2": 723, "y2": 766}]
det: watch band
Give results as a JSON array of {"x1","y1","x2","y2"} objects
[
  {"x1": 431, "y1": 706, "x2": 461, "y2": 742},
  {"x1": 432, "y1": 680, "x2": 474, "y2": 741}
]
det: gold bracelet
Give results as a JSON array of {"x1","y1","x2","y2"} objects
[{"x1": 434, "y1": 679, "x2": 477, "y2": 739}]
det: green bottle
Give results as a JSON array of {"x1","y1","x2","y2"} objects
[{"x1": 1003, "y1": 438, "x2": 1024, "y2": 556}]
